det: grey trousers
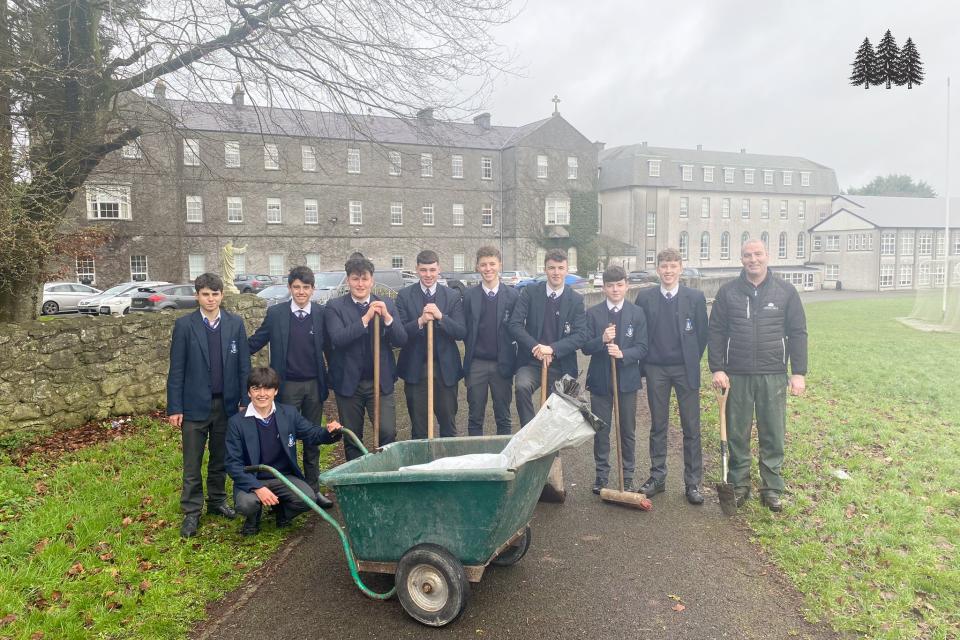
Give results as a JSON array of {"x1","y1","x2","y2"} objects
[
  {"x1": 466, "y1": 359, "x2": 514, "y2": 436},
  {"x1": 405, "y1": 378, "x2": 459, "y2": 439},
  {"x1": 234, "y1": 476, "x2": 316, "y2": 521},
  {"x1": 590, "y1": 390, "x2": 638, "y2": 484},
  {"x1": 515, "y1": 363, "x2": 563, "y2": 427},
  {"x1": 336, "y1": 379, "x2": 397, "y2": 460},
  {"x1": 279, "y1": 378, "x2": 323, "y2": 490},
  {"x1": 181, "y1": 397, "x2": 228, "y2": 515},
  {"x1": 644, "y1": 364, "x2": 703, "y2": 488}
]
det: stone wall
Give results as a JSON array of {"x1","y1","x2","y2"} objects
[{"x1": 1, "y1": 295, "x2": 266, "y2": 438}]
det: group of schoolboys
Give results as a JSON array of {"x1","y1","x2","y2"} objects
[{"x1": 167, "y1": 240, "x2": 806, "y2": 538}]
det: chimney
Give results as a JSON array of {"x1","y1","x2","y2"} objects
[
  {"x1": 232, "y1": 85, "x2": 245, "y2": 107},
  {"x1": 153, "y1": 79, "x2": 166, "y2": 100},
  {"x1": 594, "y1": 140, "x2": 606, "y2": 152},
  {"x1": 740, "y1": 148, "x2": 747, "y2": 154},
  {"x1": 641, "y1": 141, "x2": 648, "y2": 148},
  {"x1": 416, "y1": 107, "x2": 435, "y2": 122},
  {"x1": 696, "y1": 144, "x2": 703, "y2": 151},
  {"x1": 473, "y1": 112, "x2": 491, "y2": 129}
]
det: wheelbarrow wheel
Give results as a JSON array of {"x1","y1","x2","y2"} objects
[
  {"x1": 491, "y1": 526, "x2": 532, "y2": 567},
  {"x1": 396, "y1": 544, "x2": 469, "y2": 627}
]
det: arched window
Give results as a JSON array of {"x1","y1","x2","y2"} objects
[
  {"x1": 741, "y1": 231, "x2": 750, "y2": 249},
  {"x1": 720, "y1": 232, "x2": 731, "y2": 260},
  {"x1": 797, "y1": 233, "x2": 806, "y2": 258},
  {"x1": 761, "y1": 231, "x2": 769, "y2": 250},
  {"x1": 778, "y1": 232, "x2": 788, "y2": 259},
  {"x1": 567, "y1": 246, "x2": 578, "y2": 273},
  {"x1": 679, "y1": 232, "x2": 689, "y2": 260},
  {"x1": 700, "y1": 232, "x2": 710, "y2": 260}
]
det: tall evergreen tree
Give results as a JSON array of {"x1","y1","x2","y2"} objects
[
  {"x1": 875, "y1": 29, "x2": 900, "y2": 89},
  {"x1": 898, "y1": 37, "x2": 925, "y2": 89},
  {"x1": 849, "y1": 38, "x2": 878, "y2": 89}
]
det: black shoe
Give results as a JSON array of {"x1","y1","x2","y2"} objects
[
  {"x1": 313, "y1": 491, "x2": 334, "y2": 509},
  {"x1": 637, "y1": 477, "x2": 665, "y2": 497},
  {"x1": 685, "y1": 486, "x2": 704, "y2": 505},
  {"x1": 592, "y1": 478, "x2": 608, "y2": 495},
  {"x1": 762, "y1": 494, "x2": 783, "y2": 512},
  {"x1": 180, "y1": 514, "x2": 200, "y2": 538},
  {"x1": 240, "y1": 513, "x2": 261, "y2": 536},
  {"x1": 734, "y1": 487, "x2": 751, "y2": 508},
  {"x1": 207, "y1": 503, "x2": 237, "y2": 519}
]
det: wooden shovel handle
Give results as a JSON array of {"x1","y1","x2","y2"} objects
[
  {"x1": 610, "y1": 349, "x2": 624, "y2": 493},
  {"x1": 714, "y1": 386, "x2": 729, "y2": 442},
  {"x1": 427, "y1": 319, "x2": 434, "y2": 439},
  {"x1": 540, "y1": 358, "x2": 548, "y2": 405},
  {"x1": 373, "y1": 314, "x2": 380, "y2": 448}
]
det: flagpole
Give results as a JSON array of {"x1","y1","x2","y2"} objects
[{"x1": 944, "y1": 76, "x2": 952, "y2": 319}]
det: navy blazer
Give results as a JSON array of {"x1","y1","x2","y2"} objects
[
  {"x1": 508, "y1": 282, "x2": 589, "y2": 377},
  {"x1": 324, "y1": 293, "x2": 407, "y2": 397},
  {"x1": 248, "y1": 301, "x2": 329, "y2": 402},
  {"x1": 167, "y1": 309, "x2": 251, "y2": 421},
  {"x1": 462, "y1": 284, "x2": 519, "y2": 378},
  {"x1": 581, "y1": 299, "x2": 648, "y2": 396},
  {"x1": 395, "y1": 283, "x2": 467, "y2": 387},
  {"x1": 225, "y1": 403, "x2": 341, "y2": 494},
  {"x1": 634, "y1": 285, "x2": 709, "y2": 389}
]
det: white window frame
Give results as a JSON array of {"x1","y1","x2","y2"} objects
[
  {"x1": 420, "y1": 153, "x2": 433, "y2": 177},
  {"x1": 452, "y1": 203, "x2": 464, "y2": 226},
  {"x1": 813, "y1": 235, "x2": 822, "y2": 251},
  {"x1": 779, "y1": 199, "x2": 788, "y2": 220},
  {"x1": 723, "y1": 167, "x2": 735, "y2": 184},
  {"x1": 918, "y1": 232, "x2": 933, "y2": 256},
  {"x1": 481, "y1": 156, "x2": 492, "y2": 180},
  {"x1": 235, "y1": 253, "x2": 245, "y2": 276},
  {"x1": 646, "y1": 212, "x2": 656, "y2": 237},
  {"x1": 224, "y1": 141, "x2": 240, "y2": 168},
  {"x1": 183, "y1": 138, "x2": 200, "y2": 166},
  {"x1": 761, "y1": 199, "x2": 770, "y2": 219},
  {"x1": 778, "y1": 232, "x2": 788, "y2": 258},
  {"x1": 266, "y1": 198, "x2": 282, "y2": 224},
  {"x1": 763, "y1": 170, "x2": 774, "y2": 185},
  {"x1": 899, "y1": 264, "x2": 913, "y2": 287},
  {"x1": 453, "y1": 254, "x2": 465, "y2": 272},
  {"x1": 782, "y1": 171, "x2": 793, "y2": 186},
  {"x1": 186, "y1": 195, "x2": 203, "y2": 223},
  {"x1": 722, "y1": 198, "x2": 731, "y2": 219},
  {"x1": 825, "y1": 264, "x2": 839, "y2": 280},
  {"x1": 679, "y1": 232, "x2": 689, "y2": 260},
  {"x1": 227, "y1": 197, "x2": 243, "y2": 223},
  {"x1": 389, "y1": 151, "x2": 402, "y2": 176},
  {"x1": 679, "y1": 197, "x2": 689, "y2": 218},
  {"x1": 825, "y1": 235, "x2": 840, "y2": 251},
  {"x1": 268, "y1": 254, "x2": 285, "y2": 278},
  {"x1": 880, "y1": 233, "x2": 896, "y2": 256},
  {"x1": 936, "y1": 232, "x2": 946, "y2": 257},
  {"x1": 744, "y1": 168, "x2": 755, "y2": 185},
  {"x1": 797, "y1": 233, "x2": 806, "y2": 258},
  {"x1": 537, "y1": 154, "x2": 548, "y2": 179},
  {"x1": 306, "y1": 253, "x2": 321, "y2": 272},
  {"x1": 741, "y1": 231, "x2": 751, "y2": 246},
  {"x1": 302, "y1": 145, "x2": 317, "y2": 172},
  {"x1": 918, "y1": 262, "x2": 931, "y2": 285},
  {"x1": 700, "y1": 197, "x2": 710, "y2": 218},
  {"x1": 798, "y1": 200, "x2": 806, "y2": 221},
  {"x1": 422, "y1": 203, "x2": 435, "y2": 226},
  {"x1": 703, "y1": 166, "x2": 714, "y2": 183},
  {"x1": 800, "y1": 171, "x2": 811, "y2": 187},
  {"x1": 391, "y1": 256, "x2": 404, "y2": 269},
  {"x1": 349, "y1": 200, "x2": 363, "y2": 225},
  {"x1": 700, "y1": 232, "x2": 710, "y2": 260},
  {"x1": 130, "y1": 255, "x2": 148, "y2": 281},
  {"x1": 952, "y1": 231, "x2": 960, "y2": 255},
  {"x1": 304, "y1": 199, "x2": 319, "y2": 225},
  {"x1": 86, "y1": 185, "x2": 132, "y2": 220},
  {"x1": 451, "y1": 154, "x2": 464, "y2": 179},
  {"x1": 567, "y1": 156, "x2": 578, "y2": 180},
  {"x1": 879, "y1": 264, "x2": 894, "y2": 288},
  {"x1": 741, "y1": 198, "x2": 750, "y2": 219},
  {"x1": 646, "y1": 250, "x2": 656, "y2": 265},
  {"x1": 481, "y1": 205, "x2": 493, "y2": 227},
  {"x1": 681, "y1": 165, "x2": 693, "y2": 181},
  {"x1": 720, "y1": 232, "x2": 731, "y2": 260},
  {"x1": 648, "y1": 159, "x2": 661, "y2": 177},
  {"x1": 188, "y1": 254, "x2": 205, "y2": 280},
  {"x1": 347, "y1": 147, "x2": 361, "y2": 174},
  {"x1": 264, "y1": 143, "x2": 280, "y2": 170},
  {"x1": 901, "y1": 232, "x2": 915, "y2": 255},
  {"x1": 390, "y1": 202, "x2": 403, "y2": 226},
  {"x1": 544, "y1": 198, "x2": 570, "y2": 225}
]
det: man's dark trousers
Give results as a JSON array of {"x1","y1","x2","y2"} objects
[
  {"x1": 279, "y1": 379, "x2": 323, "y2": 490},
  {"x1": 515, "y1": 362, "x2": 562, "y2": 427},
  {"x1": 234, "y1": 476, "x2": 316, "y2": 521},
  {"x1": 466, "y1": 359, "x2": 513, "y2": 436},
  {"x1": 590, "y1": 390, "x2": 638, "y2": 485},
  {"x1": 406, "y1": 379, "x2": 458, "y2": 439},
  {"x1": 336, "y1": 380, "x2": 397, "y2": 460},
  {"x1": 181, "y1": 396, "x2": 228, "y2": 515},
  {"x1": 645, "y1": 363, "x2": 703, "y2": 488}
]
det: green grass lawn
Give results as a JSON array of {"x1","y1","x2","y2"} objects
[
  {"x1": 0, "y1": 419, "x2": 332, "y2": 639},
  {"x1": 700, "y1": 297, "x2": 960, "y2": 640}
]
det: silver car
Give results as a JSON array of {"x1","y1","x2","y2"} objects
[
  {"x1": 41, "y1": 282, "x2": 102, "y2": 315},
  {"x1": 77, "y1": 281, "x2": 166, "y2": 315}
]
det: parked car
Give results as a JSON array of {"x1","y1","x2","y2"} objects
[
  {"x1": 78, "y1": 281, "x2": 169, "y2": 315},
  {"x1": 234, "y1": 274, "x2": 275, "y2": 294},
  {"x1": 440, "y1": 272, "x2": 482, "y2": 295},
  {"x1": 257, "y1": 284, "x2": 294, "y2": 307},
  {"x1": 129, "y1": 284, "x2": 199, "y2": 312},
  {"x1": 500, "y1": 270, "x2": 532, "y2": 287},
  {"x1": 309, "y1": 271, "x2": 348, "y2": 305},
  {"x1": 627, "y1": 270, "x2": 659, "y2": 285},
  {"x1": 399, "y1": 270, "x2": 419, "y2": 286},
  {"x1": 41, "y1": 282, "x2": 101, "y2": 315},
  {"x1": 514, "y1": 274, "x2": 590, "y2": 291},
  {"x1": 591, "y1": 272, "x2": 604, "y2": 287},
  {"x1": 681, "y1": 267, "x2": 702, "y2": 280}
]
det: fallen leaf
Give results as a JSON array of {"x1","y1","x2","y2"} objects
[
  {"x1": 30, "y1": 632, "x2": 45, "y2": 639},
  {"x1": 138, "y1": 561, "x2": 154, "y2": 571},
  {"x1": 99, "y1": 553, "x2": 114, "y2": 562},
  {"x1": 106, "y1": 601, "x2": 121, "y2": 611},
  {"x1": 667, "y1": 594, "x2": 683, "y2": 601},
  {"x1": 672, "y1": 604, "x2": 686, "y2": 612},
  {"x1": 66, "y1": 562, "x2": 85, "y2": 576},
  {"x1": 844, "y1": 504, "x2": 856, "y2": 518},
  {"x1": 1, "y1": 614, "x2": 17, "y2": 626},
  {"x1": 121, "y1": 517, "x2": 133, "y2": 527},
  {"x1": 50, "y1": 591, "x2": 62, "y2": 602},
  {"x1": 33, "y1": 538, "x2": 50, "y2": 554},
  {"x1": 139, "y1": 580, "x2": 150, "y2": 593},
  {"x1": 34, "y1": 481, "x2": 48, "y2": 495}
]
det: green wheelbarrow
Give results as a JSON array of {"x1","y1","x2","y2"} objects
[{"x1": 245, "y1": 429, "x2": 555, "y2": 627}]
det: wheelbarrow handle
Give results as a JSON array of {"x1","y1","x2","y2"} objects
[
  {"x1": 242, "y1": 464, "x2": 396, "y2": 601},
  {"x1": 339, "y1": 427, "x2": 369, "y2": 457}
]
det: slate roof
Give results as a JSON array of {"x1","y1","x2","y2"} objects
[{"x1": 814, "y1": 195, "x2": 958, "y2": 230}]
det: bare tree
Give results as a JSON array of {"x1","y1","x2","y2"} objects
[{"x1": 0, "y1": 0, "x2": 515, "y2": 321}]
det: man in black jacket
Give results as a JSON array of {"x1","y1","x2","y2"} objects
[{"x1": 708, "y1": 239, "x2": 808, "y2": 512}]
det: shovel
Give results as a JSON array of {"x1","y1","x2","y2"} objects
[
  {"x1": 539, "y1": 358, "x2": 566, "y2": 503},
  {"x1": 427, "y1": 318, "x2": 434, "y2": 439},
  {"x1": 715, "y1": 386, "x2": 737, "y2": 515},
  {"x1": 372, "y1": 314, "x2": 380, "y2": 448}
]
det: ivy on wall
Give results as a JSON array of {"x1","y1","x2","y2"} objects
[{"x1": 566, "y1": 190, "x2": 600, "y2": 273}]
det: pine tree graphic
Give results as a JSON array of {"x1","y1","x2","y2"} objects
[
  {"x1": 849, "y1": 37, "x2": 879, "y2": 89},
  {"x1": 875, "y1": 29, "x2": 900, "y2": 89},
  {"x1": 898, "y1": 37, "x2": 924, "y2": 88}
]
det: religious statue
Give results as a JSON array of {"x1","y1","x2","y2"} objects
[{"x1": 220, "y1": 240, "x2": 247, "y2": 294}]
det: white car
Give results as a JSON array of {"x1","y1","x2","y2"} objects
[
  {"x1": 592, "y1": 272, "x2": 603, "y2": 287},
  {"x1": 78, "y1": 281, "x2": 169, "y2": 316}
]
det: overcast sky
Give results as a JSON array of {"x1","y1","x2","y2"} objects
[{"x1": 484, "y1": 0, "x2": 959, "y2": 195}]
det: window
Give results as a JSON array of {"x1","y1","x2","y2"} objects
[
  {"x1": 76, "y1": 257, "x2": 95, "y2": 284},
  {"x1": 679, "y1": 232, "x2": 689, "y2": 260},
  {"x1": 782, "y1": 171, "x2": 793, "y2": 186},
  {"x1": 722, "y1": 198, "x2": 731, "y2": 219},
  {"x1": 392, "y1": 256, "x2": 404, "y2": 269},
  {"x1": 302, "y1": 145, "x2": 317, "y2": 172},
  {"x1": 545, "y1": 198, "x2": 570, "y2": 225},
  {"x1": 648, "y1": 160, "x2": 661, "y2": 177},
  {"x1": 720, "y1": 232, "x2": 731, "y2": 260},
  {"x1": 813, "y1": 235, "x2": 822, "y2": 251},
  {"x1": 779, "y1": 200, "x2": 788, "y2": 219},
  {"x1": 880, "y1": 264, "x2": 894, "y2": 288},
  {"x1": 881, "y1": 233, "x2": 896, "y2": 256},
  {"x1": 778, "y1": 232, "x2": 788, "y2": 258},
  {"x1": 186, "y1": 195, "x2": 203, "y2": 223},
  {"x1": 847, "y1": 233, "x2": 873, "y2": 251},
  {"x1": 901, "y1": 232, "x2": 915, "y2": 255},
  {"x1": 481, "y1": 156, "x2": 492, "y2": 179},
  {"x1": 536, "y1": 248, "x2": 546, "y2": 268},
  {"x1": 389, "y1": 151, "x2": 402, "y2": 176},
  {"x1": 481, "y1": 205, "x2": 493, "y2": 227},
  {"x1": 825, "y1": 264, "x2": 839, "y2": 280},
  {"x1": 453, "y1": 254, "x2": 465, "y2": 272},
  {"x1": 567, "y1": 247, "x2": 578, "y2": 273},
  {"x1": 681, "y1": 165, "x2": 693, "y2": 181},
  {"x1": 452, "y1": 203, "x2": 464, "y2": 226},
  {"x1": 918, "y1": 232, "x2": 933, "y2": 256},
  {"x1": 798, "y1": 200, "x2": 806, "y2": 221},
  {"x1": 953, "y1": 231, "x2": 960, "y2": 255},
  {"x1": 919, "y1": 262, "x2": 931, "y2": 285},
  {"x1": 761, "y1": 199, "x2": 770, "y2": 219},
  {"x1": 700, "y1": 197, "x2": 710, "y2": 218},
  {"x1": 269, "y1": 254, "x2": 284, "y2": 278},
  {"x1": 347, "y1": 148, "x2": 360, "y2": 174},
  {"x1": 235, "y1": 253, "x2": 245, "y2": 276},
  {"x1": 800, "y1": 171, "x2": 811, "y2": 187},
  {"x1": 224, "y1": 141, "x2": 240, "y2": 168},
  {"x1": 304, "y1": 199, "x2": 319, "y2": 225},
  {"x1": 422, "y1": 203, "x2": 434, "y2": 226},
  {"x1": 741, "y1": 231, "x2": 750, "y2": 246},
  {"x1": 744, "y1": 168, "x2": 755, "y2": 185},
  {"x1": 797, "y1": 233, "x2": 806, "y2": 258},
  {"x1": 825, "y1": 235, "x2": 840, "y2": 251},
  {"x1": 741, "y1": 198, "x2": 751, "y2": 219},
  {"x1": 227, "y1": 197, "x2": 243, "y2": 223},
  {"x1": 188, "y1": 254, "x2": 205, "y2": 280},
  {"x1": 183, "y1": 138, "x2": 200, "y2": 166},
  {"x1": 451, "y1": 155, "x2": 463, "y2": 179},
  {"x1": 646, "y1": 250, "x2": 656, "y2": 265},
  {"x1": 761, "y1": 231, "x2": 769, "y2": 249},
  {"x1": 646, "y1": 212, "x2": 656, "y2": 237},
  {"x1": 263, "y1": 198, "x2": 281, "y2": 224},
  {"x1": 349, "y1": 200, "x2": 362, "y2": 225},
  {"x1": 567, "y1": 156, "x2": 578, "y2": 179},
  {"x1": 936, "y1": 232, "x2": 946, "y2": 257},
  {"x1": 763, "y1": 170, "x2": 774, "y2": 185},
  {"x1": 700, "y1": 232, "x2": 710, "y2": 259},
  {"x1": 264, "y1": 143, "x2": 280, "y2": 170},
  {"x1": 390, "y1": 202, "x2": 403, "y2": 226},
  {"x1": 703, "y1": 166, "x2": 714, "y2": 183},
  {"x1": 306, "y1": 253, "x2": 321, "y2": 272},
  {"x1": 899, "y1": 264, "x2": 913, "y2": 287},
  {"x1": 86, "y1": 185, "x2": 131, "y2": 220},
  {"x1": 121, "y1": 141, "x2": 142, "y2": 159},
  {"x1": 723, "y1": 167, "x2": 735, "y2": 184},
  {"x1": 679, "y1": 197, "x2": 689, "y2": 218},
  {"x1": 420, "y1": 153, "x2": 433, "y2": 177},
  {"x1": 537, "y1": 155, "x2": 548, "y2": 179}
]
